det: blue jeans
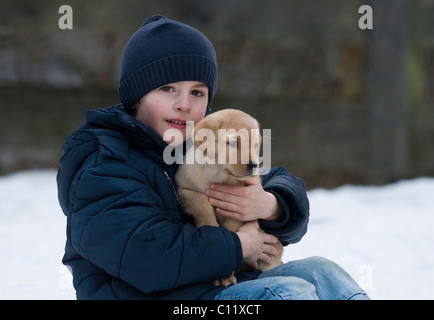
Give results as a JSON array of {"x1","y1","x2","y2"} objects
[{"x1": 214, "y1": 256, "x2": 370, "y2": 300}]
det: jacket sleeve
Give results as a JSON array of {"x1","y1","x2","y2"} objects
[
  {"x1": 69, "y1": 161, "x2": 242, "y2": 294},
  {"x1": 259, "y1": 166, "x2": 310, "y2": 246}
]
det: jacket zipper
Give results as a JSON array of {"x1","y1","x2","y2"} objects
[{"x1": 163, "y1": 170, "x2": 182, "y2": 207}]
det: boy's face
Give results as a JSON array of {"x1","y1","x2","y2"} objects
[{"x1": 134, "y1": 81, "x2": 209, "y2": 144}]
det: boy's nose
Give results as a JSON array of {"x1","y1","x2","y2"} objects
[{"x1": 174, "y1": 94, "x2": 191, "y2": 112}]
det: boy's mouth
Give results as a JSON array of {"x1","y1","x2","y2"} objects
[
  {"x1": 167, "y1": 120, "x2": 186, "y2": 125},
  {"x1": 167, "y1": 119, "x2": 187, "y2": 129}
]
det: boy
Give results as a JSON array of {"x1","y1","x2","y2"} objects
[{"x1": 57, "y1": 15, "x2": 369, "y2": 300}]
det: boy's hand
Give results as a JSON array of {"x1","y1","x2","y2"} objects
[
  {"x1": 236, "y1": 221, "x2": 280, "y2": 269},
  {"x1": 205, "y1": 177, "x2": 283, "y2": 222}
]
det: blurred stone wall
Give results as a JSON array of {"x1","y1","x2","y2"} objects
[{"x1": 1, "y1": 0, "x2": 433, "y2": 188}]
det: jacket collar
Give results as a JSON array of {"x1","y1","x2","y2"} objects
[{"x1": 86, "y1": 104, "x2": 167, "y2": 150}]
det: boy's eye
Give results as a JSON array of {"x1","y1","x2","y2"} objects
[
  {"x1": 160, "y1": 86, "x2": 174, "y2": 92},
  {"x1": 191, "y1": 90, "x2": 205, "y2": 97}
]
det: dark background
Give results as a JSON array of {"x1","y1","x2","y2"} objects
[{"x1": 1, "y1": 0, "x2": 433, "y2": 189}]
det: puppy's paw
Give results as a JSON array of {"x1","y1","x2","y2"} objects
[{"x1": 213, "y1": 274, "x2": 237, "y2": 288}]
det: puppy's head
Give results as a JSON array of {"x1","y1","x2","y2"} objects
[{"x1": 193, "y1": 109, "x2": 261, "y2": 178}]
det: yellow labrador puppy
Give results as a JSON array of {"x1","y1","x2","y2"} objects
[{"x1": 175, "y1": 109, "x2": 283, "y2": 287}]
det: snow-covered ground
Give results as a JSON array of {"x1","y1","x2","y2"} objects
[{"x1": 0, "y1": 170, "x2": 433, "y2": 299}]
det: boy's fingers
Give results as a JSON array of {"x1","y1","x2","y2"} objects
[
  {"x1": 263, "y1": 244, "x2": 279, "y2": 257},
  {"x1": 209, "y1": 183, "x2": 244, "y2": 196},
  {"x1": 262, "y1": 233, "x2": 278, "y2": 244},
  {"x1": 258, "y1": 253, "x2": 272, "y2": 265}
]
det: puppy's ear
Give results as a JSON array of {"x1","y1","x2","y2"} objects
[
  {"x1": 194, "y1": 116, "x2": 223, "y2": 134},
  {"x1": 192, "y1": 116, "x2": 219, "y2": 151}
]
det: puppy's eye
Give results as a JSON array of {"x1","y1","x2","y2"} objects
[{"x1": 228, "y1": 140, "x2": 237, "y2": 148}]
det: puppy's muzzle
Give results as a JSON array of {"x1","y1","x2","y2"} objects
[{"x1": 247, "y1": 161, "x2": 259, "y2": 174}]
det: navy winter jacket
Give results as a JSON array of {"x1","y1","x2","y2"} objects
[{"x1": 57, "y1": 105, "x2": 310, "y2": 300}]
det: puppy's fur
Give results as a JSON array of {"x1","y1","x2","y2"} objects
[{"x1": 175, "y1": 109, "x2": 283, "y2": 287}]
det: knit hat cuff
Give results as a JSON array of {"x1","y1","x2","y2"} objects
[{"x1": 118, "y1": 54, "x2": 217, "y2": 111}]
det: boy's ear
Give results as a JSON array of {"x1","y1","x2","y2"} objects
[{"x1": 129, "y1": 103, "x2": 139, "y2": 117}]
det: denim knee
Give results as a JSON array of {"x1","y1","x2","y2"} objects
[
  {"x1": 292, "y1": 256, "x2": 344, "y2": 279},
  {"x1": 289, "y1": 256, "x2": 370, "y2": 300},
  {"x1": 297, "y1": 256, "x2": 337, "y2": 270},
  {"x1": 257, "y1": 256, "x2": 370, "y2": 300},
  {"x1": 263, "y1": 276, "x2": 319, "y2": 300},
  {"x1": 214, "y1": 276, "x2": 319, "y2": 300}
]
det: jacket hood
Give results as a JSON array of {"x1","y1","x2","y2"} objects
[
  {"x1": 86, "y1": 104, "x2": 168, "y2": 150},
  {"x1": 57, "y1": 104, "x2": 170, "y2": 216}
]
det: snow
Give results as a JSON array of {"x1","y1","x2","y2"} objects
[
  {"x1": 0, "y1": 170, "x2": 433, "y2": 299},
  {"x1": 285, "y1": 177, "x2": 434, "y2": 300}
]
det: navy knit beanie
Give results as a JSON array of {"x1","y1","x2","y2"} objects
[{"x1": 118, "y1": 15, "x2": 218, "y2": 112}]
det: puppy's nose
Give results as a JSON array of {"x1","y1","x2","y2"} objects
[{"x1": 247, "y1": 161, "x2": 258, "y2": 170}]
